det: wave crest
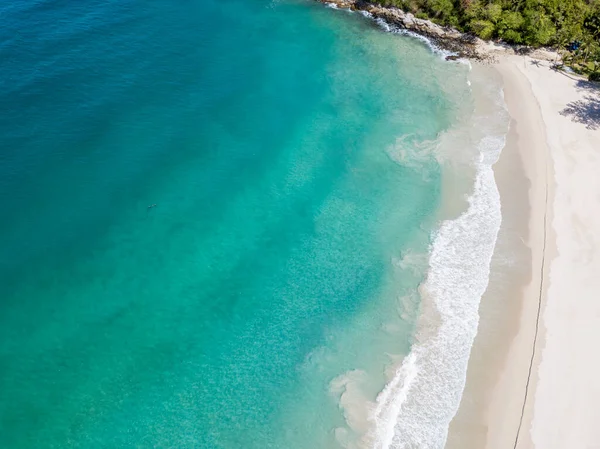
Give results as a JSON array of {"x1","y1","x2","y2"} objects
[{"x1": 332, "y1": 74, "x2": 508, "y2": 448}]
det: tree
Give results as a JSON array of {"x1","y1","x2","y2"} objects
[
  {"x1": 426, "y1": 0, "x2": 459, "y2": 24},
  {"x1": 524, "y1": 10, "x2": 557, "y2": 45},
  {"x1": 366, "y1": 0, "x2": 600, "y2": 71},
  {"x1": 584, "y1": 8, "x2": 600, "y2": 42},
  {"x1": 497, "y1": 10, "x2": 525, "y2": 43},
  {"x1": 470, "y1": 19, "x2": 496, "y2": 39}
]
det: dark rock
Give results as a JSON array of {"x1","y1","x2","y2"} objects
[{"x1": 316, "y1": 0, "x2": 492, "y2": 62}]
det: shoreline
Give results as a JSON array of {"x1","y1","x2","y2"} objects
[
  {"x1": 358, "y1": 59, "x2": 509, "y2": 449},
  {"x1": 448, "y1": 54, "x2": 600, "y2": 448},
  {"x1": 446, "y1": 54, "x2": 552, "y2": 449},
  {"x1": 317, "y1": 1, "x2": 600, "y2": 445},
  {"x1": 320, "y1": 0, "x2": 482, "y2": 59},
  {"x1": 319, "y1": 0, "x2": 560, "y2": 63}
]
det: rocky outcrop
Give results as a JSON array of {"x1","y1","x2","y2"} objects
[{"x1": 320, "y1": 0, "x2": 492, "y2": 61}]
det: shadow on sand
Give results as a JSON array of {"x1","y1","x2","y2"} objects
[
  {"x1": 526, "y1": 59, "x2": 600, "y2": 130},
  {"x1": 559, "y1": 80, "x2": 600, "y2": 130}
]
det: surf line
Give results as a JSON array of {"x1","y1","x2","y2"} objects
[{"x1": 512, "y1": 91, "x2": 550, "y2": 449}]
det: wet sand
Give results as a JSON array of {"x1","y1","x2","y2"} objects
[{"x1": 447, "y1": 55, "x2": 600, "y2": 449}]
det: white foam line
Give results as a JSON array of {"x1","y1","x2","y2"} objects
[
  {"x1": 324, "y1": 2, "x2": 473, "y2": 63},
  {"x1": 369, "y1": 352, "x2": 418, "y2": 449},
  {"x1": 324, "y1": 2, "x2": 353, "y2": 11},
  {"x1": 354, "y1": 10, "x2": 457, "y2": 60},
  {"x1": 366, "y1": 128, "x2": 506, "y2": 448}
]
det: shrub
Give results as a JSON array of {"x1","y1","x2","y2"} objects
[
  {"x1": 366, "y1": 0, "x2": 600, "y2": 74},
  {"x1": 426, "y1": 0, "x2": 455, "y2": 20},
  {"x1": 524, "y1": 11, "x2": 557, "y2": 45},
  {"x1": 497, "y1": 11, "x2": 525, "y2": 42},
  {"x1": 502, "y1": 29, "x2": 524, "y2": 44},
  {"x1": 485, "y1": 3, "x2": 502, "y2": 23},
  {"x1": 589, "y1": 71, "x2": 600, "y2": 82},
  {"x1": 584, "y1": 9, "x2": 600, "y2": 41},
  {"x1": 470, "y1": 19, "x2": 496, "y2": 39},
  {"x1": 499, "y1": 11, "x2": 525, "y2": 32}
]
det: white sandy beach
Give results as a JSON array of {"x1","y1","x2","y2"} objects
[{"x1": 447, "y1": 54, "x2": 600, "y2": 448}]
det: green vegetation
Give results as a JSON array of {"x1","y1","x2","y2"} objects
[{"x1": 373, "y1": 0, "x2": 600, "y2": 79}]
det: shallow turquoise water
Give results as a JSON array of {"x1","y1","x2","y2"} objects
[{"x1": 0, "y1": 0, "x2": 469, "y2": 447}]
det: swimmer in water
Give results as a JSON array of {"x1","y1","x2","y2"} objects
[{"x1": 147, "y1": 204, "x2": 157, "y2": 209}]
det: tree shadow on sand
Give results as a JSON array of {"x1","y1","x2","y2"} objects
[{"x1": 560, "y1": 80, "x2": 600, "y2": 130}]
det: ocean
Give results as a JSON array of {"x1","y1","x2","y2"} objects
[{"x1": 0, "y1": 0, "x2": 508, "y2": 448}]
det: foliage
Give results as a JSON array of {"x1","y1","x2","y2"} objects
[
  {"x1": 523, "y1": 10, "x2": 557, "y2": 45},
  {"x1": 471, "y1": 19, "x2": 496, "y2": 39},
  {"x1": 584, "y1": 7, "x2": 600, "y2": 40},
  {"x1": 370, "y1": 0, "x2": 600, "y2": 72}
]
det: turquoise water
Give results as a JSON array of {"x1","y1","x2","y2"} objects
[{"x1": 0, "y1": 0, "x2": 470, "y2": 447}]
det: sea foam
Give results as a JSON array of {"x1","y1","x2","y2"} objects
[
  {"x1": 333, "y1": 131, "x2": 507, "y2": 449},
  {"x1": 362, "y1": 72, "x2": 508, "y2": 447},
  {"x1": 318, "y1": 19, "x2": 509, "y2": 443},
  {"x1": 328, "y1": 72, "x2": 509, "y2": 448},
  {"x1": 372, "y1": 137, "x2": 503, "y2": 449},
  {"x1": 355, "y1": 11, "x2": 456, "y2": 60}
]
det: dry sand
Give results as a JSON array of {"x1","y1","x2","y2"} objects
[{"x1": 447, "y1": 55, "x2": 600, "y2": 449}]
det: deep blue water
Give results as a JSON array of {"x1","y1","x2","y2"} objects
[{"x1": 0, "y1": 0, "x2": 467, "y2": 447}]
